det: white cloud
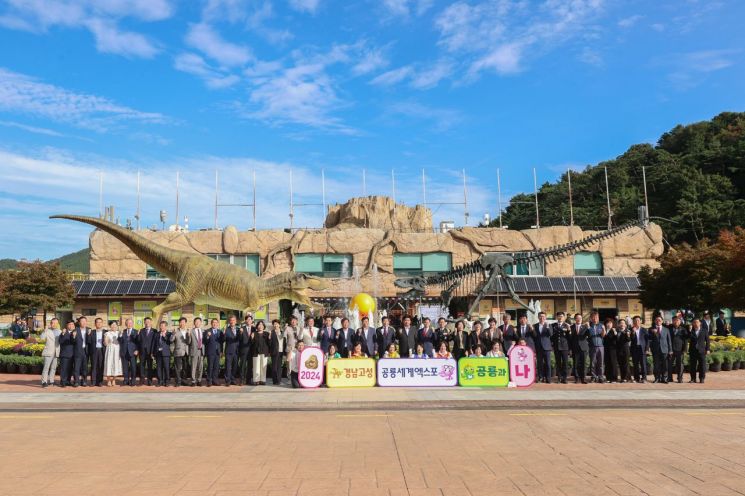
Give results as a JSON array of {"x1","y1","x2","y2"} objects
[
  {"x1": 174, "y1": 53, "x2": 241, "y2": 89},
  {"x1": 409, "y1": 60, "x2": 454, "y2": 89},
  {"x1": 385, "y1": 101, "x2": 463, "y2": 132},
  {"x1": 666, "y1": 49, "x2": 738, "y2": 90},
  {"x1": 0, "y1": 0, "x2": 170, "y2": 58},
  {"x1": 288, "y1": 0, "x2": 321, "y2": 14},
  {"x1": 382, "y1": 0, "x2": 433, "y2": 18},
  {"x1": 185, "y1": 22, "x2": 252, "y2": 66},
  {"x1": 578, "y1": 46, "x2": 603, "y2": 67},
  {"x1": 370, "y1": 66, "x2": 413, "y2": 86},
  {"x1": 617, "y1": 14, "x2": 643, "y2": 28},
  {"x1": 352, "y1": 47, "x2": 389, "y2": 76},
  {"x1": 0, "y1": 67, "x2": 167, "y2": 132},
  {"x1": 0, "y1": 120, "x2": 66, "y2": 137}
]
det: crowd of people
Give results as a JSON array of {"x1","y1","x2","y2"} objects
[{"x1": 35, "y1": 309, "x2": 720, "y2": 388}]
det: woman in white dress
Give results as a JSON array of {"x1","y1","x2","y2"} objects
[{"x1": 104, "y1": 322, "x2": 123, "y2": 386}]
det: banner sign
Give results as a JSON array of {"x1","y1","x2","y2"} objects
[
  {"x1": 326, "y1": 358, "x2": 376, "y2": 388},
  {"x1": 377, "y1": 358, "x2": 457, "y2": 387},
  {"x1": 298, "y1": 347, "x2": 324, "y2": 388},
  {"x1": 508, "y1": 345, "x2": 536, "y2": 387},
  {"x1": 457, "y1": 357, "x2": 509, "y2": 387},
  {"x1": 107, "y1": 302, "x2": 122, "y2": 322}
]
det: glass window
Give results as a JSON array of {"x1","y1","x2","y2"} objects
[
  {"x1": 145, "y1": 265, "x2": 163, "y2": 279},
  {"x1": 500, "y1": 253, "x2": 544, "y2": 276},
  {"x1": 394, "y1": 252, "x2": 452, "y2": 276},
  {"x1": 574, "y1": 251, "x2": 603, "y2": 276},
  {"x1": 422, "y1": 252, "x2": 452, "y2": 272},
  {"x1": 207, "y1": 254, "x2": 261, "y2": 275},
  {"x1": 295, "y1": 254, "x2": 352, "y2": 277}
]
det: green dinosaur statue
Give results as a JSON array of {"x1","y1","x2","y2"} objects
[{"x1": 51, "y1": 215, "x2": 329, "y2": 324}]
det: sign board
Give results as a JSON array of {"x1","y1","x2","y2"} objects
[
  {"x1": 627, "y1": 298, "x2": 643, "y2": 315},
  {"x1": 134, "y1": 300, "x2": 156, "y2": 312},
  {"x1": 478, "y1": 300, "x2": 493, "y2": 317},
  {"x1": 540, "y1": 299, "x2": 555, "y2": 318},
  {"x1": 508, "y1": 345, "x2": 536, "y2": 387},
  {"x1": 457, "y1": 357, "x2": 509, "y2": 387},
  {"x1": 107, "y1": 302, "x2": 122, "y2": 322},
  {"x1": 377, "y1": 358, "x2": 458, "y2": 387},
  {"x1": 593, "y1": 298, "x2": 617, "y2": 309},
  {"x1": 254, "y1": 305, "x2": 268, "y2": 321},
  {"x1": 420, "y1": 304, "x2": 447, "y2": 323},
  {"x1": 194, "y1": 304, "x2": 208, "y2": 320},
  {"x1": 298, "y1": 347, "x2": 324, "y2": 388},
  {"x1": 564, "y1": 299, "x2": 582, "y2": 316},
  {"x1": 326, "y1": 358, "x2": 376, "y2": 388}
]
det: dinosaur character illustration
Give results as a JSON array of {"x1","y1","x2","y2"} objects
[
  {"x1": 395, "y1": 218, "x2": 649, "y2": 317},
  {"x1": 51, "y1": 215, "x2": 328, "y2": 324}
]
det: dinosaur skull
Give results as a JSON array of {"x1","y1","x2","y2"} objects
[{"x1": 293, "y1": 273, "x2": 329, "y2": 291}]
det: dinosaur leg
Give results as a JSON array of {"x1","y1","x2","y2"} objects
[{"x1": 151, "y1": 292, "x2": 189, "y2": 326}]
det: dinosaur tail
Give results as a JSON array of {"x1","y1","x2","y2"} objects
[{"x1": 50, "y1": 214, "x2": 186, "y2": 278}]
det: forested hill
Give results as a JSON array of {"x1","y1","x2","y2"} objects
[{"x1": 495, "y1": 112, "x2": 745, "y2": 245}]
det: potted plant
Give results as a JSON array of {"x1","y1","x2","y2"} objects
[
  {"x1": 732, "y1": 351, "x2": 741, "y2": 370},
  {"x1": 708, "y1": 352, "x2": 722, "y2": 372},
  {"x1": 721, "y1": 352, "x2": 732, "y2": 371},
  {"x1": 5, "y1": 356, "x2": 18, "y2": 374}
]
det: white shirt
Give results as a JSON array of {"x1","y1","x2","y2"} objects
[{"x1": 95, "y1": 330, "x2": 104, "y2": 348}]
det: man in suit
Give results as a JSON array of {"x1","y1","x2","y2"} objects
[
  {"x1": 269, "y1": 319, "x2": 286, "y2": 385},
  {"x1": 630, "y1": 315, "x2": 649, "y2": 383},
  {"x1": 648, "y1": 315, "x2": 672, "y2": 383},
  {"x1": 356, "y1": 316, "x2": 376, "y2": 357},
  {"x1": 298, "y1": 316, "x2": 318, "y2": 347},
  {"x1": 204, "y1": 318, "x2": 223, "y2": 386},
  {"x1": 284, "y1": 316, "x2": 300, "y2": 375},
  {"x1": 397, "y1": 315, "x2": 417, "y2": 358},
  {"x1": 669, "y1": 315, "x2": 689, "y2": 383},
  {"x1": 483, "y1": 317, "x2": 502, "y2": 355},
  {"x1": 319, "y1": 316, "x2": 336, "y2": 354},
  {"x1": 238, "y1": 315, "x2": 254, "y2": 385},
  {"x1": 689, "y1": 319, "x2": 710, "y2": 383},
  {"x1": 172, "y1": 317, "x2": 191, "y2": 387},
  {"x1": 376, "y1": 316, "x2": 395, "y2": 358},
  {"x1": 336, "y1": 318, "x2": 355, "y2": 358},
  {"x1": 516, "y1": 315, "x2": 536, "y2": 352},
  {"x1": 570, "y1": 313, "x2": 589, "y2": 384},
  {"x1": 715, "y1": 311, "x2": 728, "y2": 337},
  {"x1": 587, "y1": 311, "x2": 606, "y2": 383},
  {"x1": 535, "y1": 312, "x2": 553, "y2": 383},
  {"x1": 119, "y1": 318, "x2": 138, "y2": 387},
  {"x1": 551, "y1": 312, "x2": 571, "y2": 383},
  {"x1": 499, "y1": 313, "x2": 517, "y2": 353},
  {"x1": 58, "y1": 321, "x2": 75, "y2": 387},
  {"x1": 137, "y1": 317, "x2": 156, "y2": 386},
  {"x1": 154, "y1": 320, "x2": 172, "y2": 386},
  {"x1": 188, "y1": 317, "x2": 205, "y2": 386},
  {"x1": 701, "y1": 311, "x2": 713, "y2": 336},
  {"x1": 72, "y1": 316, "x2": 90, "y2": 387},
  {"x1": 223, "y1": 315, "x2": 240, "y2": 386},
  {"x1": 88, "y1": 317, "x2": 106, "y2": 387},
  {"x1": 417, "y1": 317, "x2": 436, "y2": 357}
]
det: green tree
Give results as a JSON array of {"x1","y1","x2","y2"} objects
[{"x1": 0, "y1": 261, "x2": 74, "y2": 325}]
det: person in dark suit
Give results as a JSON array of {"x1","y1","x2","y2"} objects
[
  {"x1": 119, "y1": 318, "x2": 138, "y2": 386},
  {"x1": 397, "y1": 315, "x2": 417, "y2": 358},
  {"x1": 203, "y1": 318, "x2": 222, "y2": 386},
  {"x1": 669, "y1": 315, "x2": 689, "y2": 383},
  {"x1": 269, "y1": 319, "x2": 286, "y2": 385},
  {"x1": 88, "y1": 317, "x2": 106, "y2": 387},
  {"x1": 319, "y1": 316, "x2": 336, "y2": 354},
  {"x1": 72, "y1": 316, "x2": 90, "y2": 387},
  {"x1": 535, "y1": 312, "x2": 553, "y2": 383},
  {"x1": 417, "y1": 317, "x2": 436, "y2": 357},
  {"x1": 551, "y1": 312, "x2": 571, "y2": 383},
  {"x1": 467, "y1": 321, "x2": 484, "y2": 356},
  {"x1": 223, "y1": 315, "x2": 240, "y2": 386},
  {"x1": 516, "y1": 315, "x2": 536, "y2": 352},
  {"x1": 450, "y1": 320, "x2": 469, "y2": 360},
  {"x1": 570, "y1": 313, "x2": 589, "y2": 384},
  {"x1": 58, "y1": 321, "x2": 75, "y2": 387},
  {"x1": 701, "y1": 311, "x2": 713, "y2": 336},
  {"x1": 137, "y1": 317, "x2": 157, "y2": 386},
  {"x1": 483, "y1": 317, "x2": 502, "y2": 354},
  {"x1": 499, "y1": 313, "x2": 517, "y2": 354},
  {"x1": 630, "y1": 316, "x2": 649, "y2": 383},
  {"x1": 715, "y1": 311, "x2": 728, "y2": 337},
  {"x1": 376, "y1": 316, "x2": 395, "y2": 359},
  {"x1": 688, "y1": 319, "x2": 710, "y2": 383},
  {"x1": 649, "y1": 315, "x2": 672, "y2": 383},
  {"x1": 587, "y1": 311, "x2": 606, "y2": 383},
  {"x1": 355, "y1": 316, "x2": 377, "y2": 358},
  {"x1": 154, "y1": 321, "x2": 172, "y2": 386},
  {"x1": 239, "y1": 315, "x2": 254, "y2": 385},
  {"x1": 336, "y1": 318, "x2": 355, "y2": 358},
  {"x1": 616, "y1": 319, "x2": 632, "y2": 383},
  {"x1": 603, "y1": 319, "x2": 618, "y2": 383}
]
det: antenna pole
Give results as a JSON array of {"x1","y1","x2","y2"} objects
[
  {"x1": 136, "y1": 170, "x2": 141, "y2": 230},
  {"x1": 175, "y1": 170, "x2": 180, "y2": 228},
  {"x1": 604, "y1": 166, "x2": 612, "y2": 229},
  {"x1": 98, "y1": 171, "x2": 103, "y2": 218},
  {"x1": 422, "y1": 168, "x2": 427, "y2": 207},
  {"x1": 567, "y1": 168, "x2": 574, "y2": 226},
  {"x1": 642, "y1": 165, "x2": 649, "y2": 218},
  {"x1": 289, "y1": 168, "x2": 294, "y2": 230},
  {"x1": 496, "y1": 168, "x2": 503, "y2": 228},
  {"x1": 321, "y1": 169, "x2": 327, "y2": 218},
  {"x1": 533, "y1": 167, "x2": 540, "y2": 228},
  {"x1": 214, "y1": 169, "x2": 219, "y2": 229},
  {"x1": 462, "y1": 168, "x2": 468, "y2": 226},
  {"x1": 252, "y1": 169, "x2": 257, "y2": 230}
]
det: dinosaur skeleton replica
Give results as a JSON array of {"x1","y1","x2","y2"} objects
[{"x1": 394, "y1": 218, "x2": 650, "y2": 318}]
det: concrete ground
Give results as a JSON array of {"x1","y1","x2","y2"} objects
[{"x1": 1, "y1": 372, "x2": 744, "y2": 495}]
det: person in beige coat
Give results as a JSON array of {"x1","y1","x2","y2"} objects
[
  {"x1": 188, "y1": 317, "x2": 205, "y2": 386},
  {"x1": 172, "y1": 317, "x2": 192, "y2": 387},
  {"x1": 40, "y1": 318, "x2": 61, "y2": 387}
]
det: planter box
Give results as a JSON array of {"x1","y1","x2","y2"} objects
[
  {"x1": 709, "y1": 363, "x2": 721, "y2": 372},
  {"x1": 6, "y1": 364, "x2": 17, "y2": 374},
  {"x1": 17, "y1": 364, "x2": 28, "y2": 374},
  {"x1": 721, "y1": 362, "x2": 732, "y2": 371}
]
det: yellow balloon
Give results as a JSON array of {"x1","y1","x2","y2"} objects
[{"x1": 351, "y1": 293, "x2": 376, "y2": 314}]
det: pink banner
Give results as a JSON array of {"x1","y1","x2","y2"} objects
[
  {"x1": 298, "y1": 347, "x2": 324, "y2": 388},
  {"x1": 508, "y1": 345, "x2": 536, "y2": 387}
]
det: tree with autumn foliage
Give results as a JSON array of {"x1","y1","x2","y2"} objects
[{"x1": 0, "y1": 261, "x2": 74, "y2": 325}]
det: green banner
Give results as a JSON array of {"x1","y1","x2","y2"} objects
[{"x1": 458, "y1": 357, "x2": 509, "y2": 387}]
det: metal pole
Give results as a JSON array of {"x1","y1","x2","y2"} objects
[
  {"x1": 136, "y1": 170, "x2": 141, "y2": 230},
  {"x1": 604, "y1": 166, "x2": 612, "y2": 229},
  {"x1": 422, "y1": 168, "x2": 427, "y2": 207},
  {"x1": 462, "y1": 168, "x2": 468, "y2": 226},
  {"x1": 533, "y1": 167, "x2": 540, "y2": 228},
  {"x1": 642, "y1": 165, "x2": 649, "y2": 218},
  {"x1": 252, "y1": 169, "x2": 257, "y2": 230},
  {"x1": 496, "y1": 168, "x2": 503, "y2": 228},
  {"x1": 214, "y1": 169, "x2": 219, "y2": 229},
  {"x1": 567, "y1": 168, "x2": 574, "y2": 226},
  {"x1": 289, "y1": 168, "x2": 294, "y2": 230},
  {"x1": 321, "y1": 169, "x2": 326, "y2": 217},
  {"x1": 175, "y1": 170, "x2": 180, "y2": 229}
]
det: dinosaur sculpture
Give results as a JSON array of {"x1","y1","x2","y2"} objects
[
  {"x1": 51, "y1": 215, "x2": 329, "y2": 324},
  {"x1": 395, "y1": 219, "x2": 649, "y2": 318}
]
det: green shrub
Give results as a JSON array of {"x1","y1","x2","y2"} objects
[
  {"x1": 722, "y1": 352, "x2": 733, "y2": 365},
  {"x1": 0, "y1": 354, "x2": 44, "y2": 367},
  {"x1": 709, "y1": 352, "x2": 723, "y2": 365}
]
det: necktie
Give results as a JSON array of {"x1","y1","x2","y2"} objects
[{"x1": 197, "y1": 331, "x2": 202, "y2": 349}]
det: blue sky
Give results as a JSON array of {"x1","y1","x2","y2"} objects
[{"x1": 0, "y1": 0, "x2": 743, "y2": 260}]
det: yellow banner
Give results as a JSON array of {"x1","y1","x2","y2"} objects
[
  {"x1": 134, "y1": 300, "x2": 156, "y2": 311},
  {"x1": 593, "y1": 298, "x2": 617, "y2": 308},
  {"x1": 458, "y1": 357, "x2": 509, "y2": 387},
  {"x1": 194, "y1": 304, "x2": 208, "y2": 319},
  {"x1": 326, "y1": 358, "x2": 376, "y2": 388},
  {"x1": 107, "y1": 302, "x2": 122, "y2": 322}
]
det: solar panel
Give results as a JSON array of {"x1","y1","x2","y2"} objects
[
  {"x1": 599, "y1": 277, "x2": 616, "y2": 291},
  {"x1": 140, "y1": 280, "x2": 157, "y2": 294},
  {"x1": 90, "y1": 280, "x2": 108, "y2": 295},
  {"x1": 129, "y1": 280, "x2": 145, "y2": 294},
  {"x1": 78, "y1": 280, "x2": 95, "y2": 295},
  {"x1": 537, "y1": 278, "x2": 553, "y2": 292},
  {"x1": 116, "y1": 280, "x2": 133, "y2": 295},
  {"x1": 625, "y1": 277, "x2": 641, "y2": 291},
  {"x1": 72, "y1": 280, "x2": 84, "y2": 293},
  {"x1": 574, "y1": 277, "x2": 592, "y2": 292},
  {"x1": 524, "y1": 277, "x2": 541, "y2": 293},
  {"x1": 153, "y1": 279, "x2": 170, "y2": 294}
]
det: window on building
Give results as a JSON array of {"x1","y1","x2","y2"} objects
[
  {"x1": 496, "y1": 253, "x2": 544, "y2": 276},
  {"x1": 81, "y1": 308, "x2": 98, "y2": 316},
  {"x1": 295, "y1": 253, "x2": 352, "y2": 278},
  {"x1": 574, "y1": 251, "x2": 603, "y2": 276},
  {"x1": 207, "y1": 254, "x2": 261, "y2": 275},
  {"x1": 145, "y1": 265, "x2": 163, "y2": 279},
  {"x1": 393, "y1": 252, "x2": 452, "y2": 276}
]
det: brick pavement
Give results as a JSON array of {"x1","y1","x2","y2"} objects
[{"x1": 0, "y1": 408, "x2": 744, "y2": 496}]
